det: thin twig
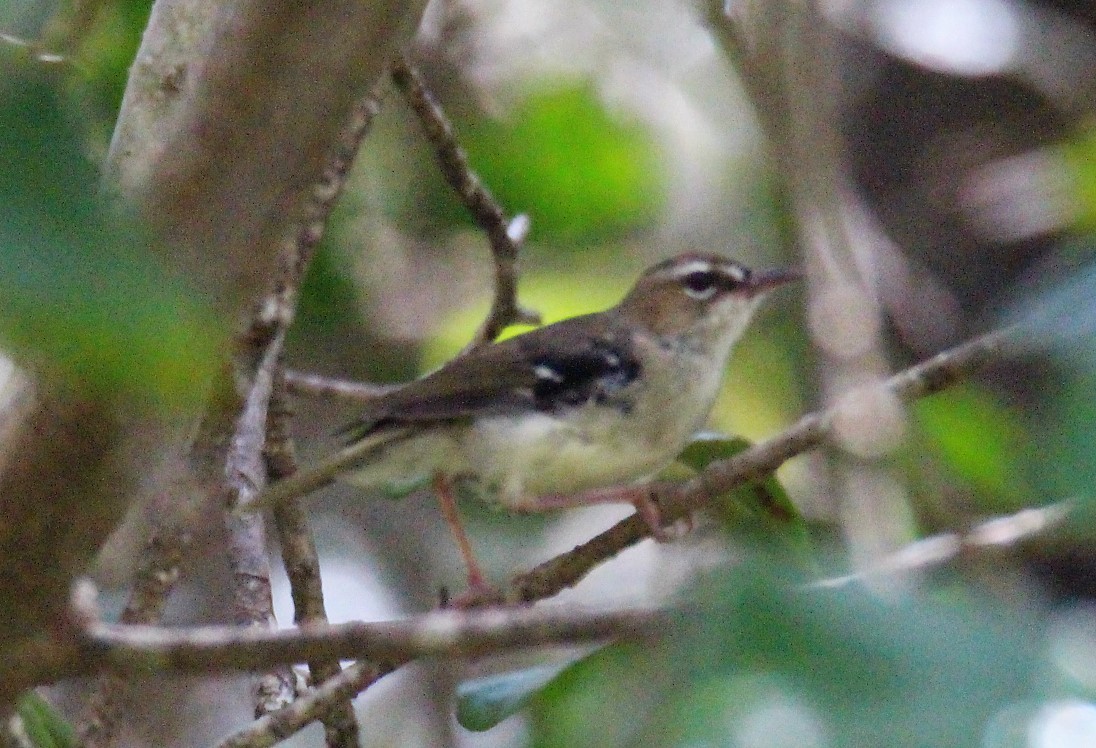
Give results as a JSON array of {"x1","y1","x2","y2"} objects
[
  {"x1": 813, "y1": 501, "x2": 1075, "y2": 589},
  {"x1": 258, "y1": 85, "x2": 384, "y2": 332},
  {"x1": 267, "y1": 369, "x2": 360, "y2": 746},
  {"x1": 283, "y1": 369, "x2": 399, "y2": 402},
  {"x1": 239, "y1": 426, "x2": 416, "y2": 512},
  {"x1": 390, "y1": 53, "x2": 539, "y2": 347},
  {"x1": 218, "y1": 662, "x2": 387, "y2": 748}
]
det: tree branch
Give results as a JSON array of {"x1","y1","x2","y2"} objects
[
  {"x1": 268, "y1": 370, "x2": 360, "y2": 747},
  {"x1": 282, "y1": 370, "x2": 398, "y2": 402},
  {"x1": 224, "y1": 332, "x2": 295, "y2": 716},
  {"x1": 105, "y1": 0, "x2": 430, "y2": 322},
  {"x1": 813, "y1": 501, "x2": 1074, "y2": 589},
  {"x1": 78, "y1": 606, "x2": 657, "y2": 675},
  {"x1": 389, "y1": 53, "x2": 539, "y2": 347},
  {"x1": 217, "y1": 661, "x2": 386, "y2": 748}
]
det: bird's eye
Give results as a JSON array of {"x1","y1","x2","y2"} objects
[{"x1": 681, "y1": 270, "x2": 719, "y2": 300}]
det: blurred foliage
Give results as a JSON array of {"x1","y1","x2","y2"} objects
[
  {"x1": 520, "y1": 562, "x2": 1045, "y2": 748},
  {"x1": 1020, "y1": 265, "x2": 1096, "y2": 530},
  {"x1": 292, "y1": 242, "x2": 364, "y2": 340},
  {"x1": 459, "y1": 83, "x2": 664, "y2": 245},
  {"x1": 910, "y1": 384, "x2": 1035, "y2": 513},
  {"x1": 0, "y1": 55, "x2": 220, "y2": 415},
  {"x1": 17, "y1": 691, "x2": 75, "y2": 748},
  {"x1": 713, "y1": 316, "x2": 805, "y2": 441}
]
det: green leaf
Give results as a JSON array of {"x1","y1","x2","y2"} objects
[
  {"x1": 675, "y1": 433, "x2": 813, "y2": 567},
  {"x1": 293, "y1": 243, "x2": 364, "y2": 338},
  {"x1": 529, "y1": 643, "x2": 669, "y2": 748},
  {"x1": 17, "y1": 692, "x2": 76, "y2": 748},
  {"x1": 457, "y1": 661, "x2": 575, "y2": 732}
]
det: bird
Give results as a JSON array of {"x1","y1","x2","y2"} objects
[{"x1": 250, "y1": 253, "x2": 797, "y2": 592}]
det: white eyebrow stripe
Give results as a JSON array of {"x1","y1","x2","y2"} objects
[
  {"x1": 668, "y1": 259, "x2": 747, "y2": 283},
  {"x1": 668, "y1": 260, "x2": 715, "y2": 278}
]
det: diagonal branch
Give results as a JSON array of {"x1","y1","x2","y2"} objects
[
  {"x1": 230, "y1": 79, "x2": 386, "y2": 740},
  {"x1": 389, "y1": 53, "x2": 540, "y2": 348},
  {"x1": 813, "y1": 501, "x2": 1074, "y2": 589},
  {"x1": 217, "y1": 661, "x2": 386, "y2": 748}
]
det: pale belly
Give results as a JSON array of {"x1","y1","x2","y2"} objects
[
  {"x1": 462, "y1": 403, "x2": 698, "y2": 510},
  {"x1": 338, "y1": 414, "x2": 675, "y2": 509}
]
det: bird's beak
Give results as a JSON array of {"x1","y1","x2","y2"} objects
[{"x1": 747, "y1": 267, "x2": 801, "y2": 297}]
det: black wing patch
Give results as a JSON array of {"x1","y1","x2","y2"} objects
[{"x1": 530, "y1": 340, "x2": 640, "y2": 413}]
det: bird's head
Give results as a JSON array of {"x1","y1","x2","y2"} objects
[{"x1": 618, "y1": 253, "x2": 799, "y2": 350}]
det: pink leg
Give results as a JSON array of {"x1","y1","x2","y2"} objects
[
  {"x1": 432, "y1": 473, "x2": 489, "y2": 592},
  {"x1": 519, "y1": 485, "x2": 672, "y2": 541}
]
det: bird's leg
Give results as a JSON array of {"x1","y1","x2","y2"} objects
[
  {"x1": 518, "y1": 485, "x2": 674, "y2": 541},
  {"x1": 432, "y1": 473, "x2": 489, "y2": 592}
]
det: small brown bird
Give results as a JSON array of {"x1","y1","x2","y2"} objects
[{"x1": 252, "y1": 253, "x2": 797, "y2": 591}]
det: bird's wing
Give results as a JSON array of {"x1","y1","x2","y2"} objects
[{"x1": 340, "y1": 313, "x2": 642, "y2": 442}]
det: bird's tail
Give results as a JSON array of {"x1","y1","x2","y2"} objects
[{"x1": 235, "y1": 426, "x2": 413, "y2": 513}]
